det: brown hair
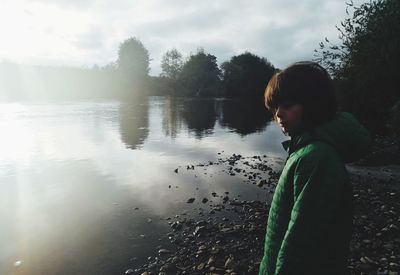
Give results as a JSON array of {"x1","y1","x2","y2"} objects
[{"x1": 265, "y1": 61, "x2": 337, "y2": 130}]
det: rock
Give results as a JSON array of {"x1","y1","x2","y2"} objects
[
  {"x1": 125, "y1": 269, "x2": 134, "y2": 274},
  {"x1": 196, "y1": 220, "x2": 207, "y2": 226},
  {"x1": 229, "y1": 200, "x2": 244, "y2": 206},
  {"x1": 360, "y1": 256, "x2": 377, "y2": 265},
  {"x1": 390, "y1": 262, "x2": 399, "y2": 268},
  {"x1": 158, "y1": 249, "x2": 171, "y2": 255},
  {"x1": 174, "y1": 168, "x2": 178, "y2": 173},
  {"x1": 210, "y1": 246, "x2": 220, "y2": 254},
  {"x1": 389, "y1": 224, "x2": 399, "y2": 231},
  {"x1": 379, "y1": 257, "x2": 388, "y2": 263},
  {"x1": 202, "y1": 198, "x2": 209, "y2": 203},
  {"x1": 225, "y1": 257, "x2": 234, "y2": 268},
  {"x1": 187, "y1": 198, "x2": 195, "y2": 203},
  {"x1": 197, "y1": 262, "x2": 205, "y2": 270},
  {"x1": 257, "y1": 179, "x2": 267, "y2": 187},
  {"x1": 160, "y1": 263, "x2": 175, "y2": 272},
  {"x1": 194, "y1": 226, "x2": 206, "y2": 236},
  {"x1": 362, "y1": 239, "x2": 372, "y2": 244},
  {"x1": 220, "y1": 228, "x2": 232, "y2": 233},
  {"x1": 171, "y1": 221, "x2": 182, "y2": 231}
]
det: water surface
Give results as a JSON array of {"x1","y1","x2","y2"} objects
[{"x1": 0, "y1": 97, "x2": 287, "y2": 275}]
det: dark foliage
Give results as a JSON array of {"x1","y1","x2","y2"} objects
[
  {"x1": 314, "y1": 0, "x2": 400, "y2": 132},
  {"x1": 177, "y1": 49, "x2": 222, "y2": 97},
  {"x1": 221, "y1": 52, "x2": 276, "y2": 97}
]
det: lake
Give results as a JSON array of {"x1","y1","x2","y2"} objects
[{"x1": 0, "y1": 96, "x2": 287, "y2": 275}]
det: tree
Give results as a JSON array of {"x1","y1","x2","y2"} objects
[
  {"x1": 178, "y1": 49, "x2": 222, "y2": 96},
  {"x1": 161, "y1": 49, "x2": 183, "y2": 80},
  {"x1": 314, "y1": 0, "x2": 400, "y2": 132},
  {"x1": 221, "y1": 52, "x2": 276, "y2": 97},
  {"x1": 117, "y1": 37, "x2": 150, "y2": 78}
]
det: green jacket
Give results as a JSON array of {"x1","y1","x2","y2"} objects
[{"x1": 259, "y1": 112, "x2": 372, "y2": 275}]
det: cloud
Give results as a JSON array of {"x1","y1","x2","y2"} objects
[
  {"x1": 0, "y1": 0, "x2": 370, "y2": 74},
  {"x1": 74, "y1": 26, "x2": 105, "y2": 50},
  {"x1": 29, "y1": 0, "x2": 94, "y2": 10}
]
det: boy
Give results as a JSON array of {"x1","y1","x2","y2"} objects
[{"x1": 259, "y1": 62, "x2": 371, "y2": 275}]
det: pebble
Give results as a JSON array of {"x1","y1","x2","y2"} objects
[
  {"x1": 257, "y1": 179, "x2": 267, "y2": 187},
  {"x1": 187, "y1": 198, "x2": 195, "y2": 203},
  {"x1": 225, "y1": 257, "x2": 234, "y2": 268},
  {"x1": 130, "y1": 153, "x2": 400, "y2": 275},
  {"x1": 197, "y1": 262, "x2": 205, "y2": 270},
  {"x1": 158, "y1": 249, "x2": 171, "y2": 255}
]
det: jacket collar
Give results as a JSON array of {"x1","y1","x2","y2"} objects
[{"x1": 281, "y1": 132, "x2": 316, "y2": 156}]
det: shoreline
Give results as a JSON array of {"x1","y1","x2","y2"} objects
[{"x1": 127, "y1": 140, "x2": 400, "y2": 275}]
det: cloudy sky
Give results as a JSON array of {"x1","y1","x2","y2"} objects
[{"x1": 0, "y1": 0, "x2": 368, "y2": 75}]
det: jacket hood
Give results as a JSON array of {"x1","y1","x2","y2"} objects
[{"x1": 284, "y1": 112, "x2": 372, "y2": 163}]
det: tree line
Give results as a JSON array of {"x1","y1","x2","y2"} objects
[
  {"x1": 114, "y1": 37, "x2": 276, "y2": 98},
  {"x1": 0, "y1": 37, "x2": 276, "y2": 100}
]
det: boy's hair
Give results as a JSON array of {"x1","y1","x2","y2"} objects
[{"x1": 265, "y1": 61, "x2": 337, "y2": 130}]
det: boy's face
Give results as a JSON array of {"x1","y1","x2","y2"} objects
[{"x1": 274, "y1": 103, "x2": 303, "y2": 136}]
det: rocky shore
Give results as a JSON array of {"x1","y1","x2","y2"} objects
[{"x1": 127, "y1": 137, "x2": 400, "y2": 275}]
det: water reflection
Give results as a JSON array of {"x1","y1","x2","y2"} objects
[
  {"x1": 161, "y1": 97, "x2": 181, "y2": 139},
  {"x1": 180, "y1": 98, "x2": 217, "y2": 138},
  {"x1": 159, "y1": 97, "x2": 272, "y2": 141},
  {"x1": 160, "y1": 97, "x2": 217, "y2": 139},
  {"x1": 119, "y1": 98, "x2": 149, "y2": 149},
  {"x1": 219, "y1": 98, "x2": 272, "y2": 135}
]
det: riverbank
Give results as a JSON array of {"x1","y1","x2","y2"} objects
[{"x1": 128, "y1": 137, "x2": 400, "y2": 275}]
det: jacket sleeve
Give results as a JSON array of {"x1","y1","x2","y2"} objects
[{"x1": 274, "y1": 152, "x2": 345, "y2": 274}]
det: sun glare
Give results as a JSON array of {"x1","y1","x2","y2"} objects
[
  {"x1": 0, "y1": 104, "x2": 34, "y2": 166},
  {"x1": 0, "y1": 0, "x2": 92, "y2": 64}
]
